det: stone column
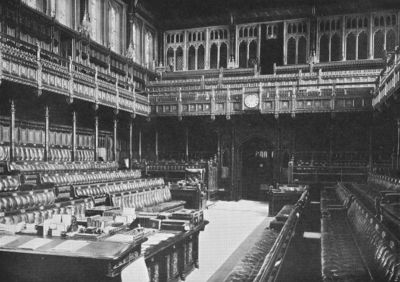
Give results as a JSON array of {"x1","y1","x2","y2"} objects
[
  {"x1": 113, "y1": 116, "x2": 118, "y2": 162},
  {"x1": 129, "y1": 117, "x2": 133, "y2": 168},
  {"x1": 205, "y1": 28, "x2": 210, "y2": 69},
  {"x1": 10, "y1": 99, "x2": 16, "y2": 162},
  {"x1": 94, "y1": 114, "x2": 99, "y2": 161},
  {"x1": 44, "y1": 105, "x2": 50, "y2": 161},
  {"x1": 72, "y1": 111, "x2": 77, "y2": 161}
]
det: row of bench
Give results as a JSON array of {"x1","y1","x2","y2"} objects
[{"x1": 321, "y1": 183, "x2": 400, "y2": 281}]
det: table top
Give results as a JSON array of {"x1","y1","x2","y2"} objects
[{"x1": 0, "y1": 234, "x2": 136, "y2": 261}]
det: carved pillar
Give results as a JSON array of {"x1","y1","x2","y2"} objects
[
  {"x1": 195, "y1": 47, "x2": 198, "y2": 70},
  {"x1": 94, "y1": 114, "x2": 99, "y2": 161},
  {"x1": 129, "y1": 117, "x2": 133, "y2": 168},
  {"x1": 368, "y1": 13, "x2": 374, "y2": 59},
  {"x1": 113, "y1": 116, "x2": 118, "y2": 162},
  {"x1": 246, "y1": 41, "x2": 250, "y2": 68},
  {"x1": 341, "y1": 16, "x2": 346, "y2": 61},
  {"x1": 217, "y1": 43, "x2": 220, "y2": 68},
  {"x1": 205, "y1": 28, "x2": 210, "y2": 69},
  {"x1": 173, "y1": 49, "x2": 177, "y2": 71},
  {"x1": 44, "y1": 105, "x2": 50, "y2": 161},
  {"x1": 283, "y1": 22, "x2": 287, "y2": 65},
  {"x1": 235, "y1": 26, "x2": 239, "y2": 67},
  {"x1": 72, "y1": 111, "x2": 77, "y2": 161},
  {"x1": 10, "y1": 99, "x2": 16, "y2": 162},
  {"x1": 257, "y1": 24, "x2": 261, "y2": 61},
  {"x1": 183, "y1": 31, "x2": 188, "y2": 70}
]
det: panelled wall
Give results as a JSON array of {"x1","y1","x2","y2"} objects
[{"x1": 162, "y1": 10, "x2": 399, "y2": 73}]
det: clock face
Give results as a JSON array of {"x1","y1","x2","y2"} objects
[{"x1": 244, "y1": 94, "x2": 260, "y2": 109}]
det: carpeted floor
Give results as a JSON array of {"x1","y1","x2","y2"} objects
[{"x1": 186, "y1": 200, "x2": 271, "y2": 282}]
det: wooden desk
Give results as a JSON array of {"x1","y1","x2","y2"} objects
[
  {"x1": 0, "y1": 235, "x2": 144, "y2": 282},
  {"x1": 144, "y1": 221, "x2": 208, "y2": 282}
]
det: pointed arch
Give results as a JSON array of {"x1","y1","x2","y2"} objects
[
  {"x1": 220, "y1": 43, "x2": 228, "y2": 68},
  {"x1": 346, "y1": 33, "x2": 356, "y2": 60},
  {"x1": 197, "y1": 45, "x2": 205, "y2": 70},
  {"x1": 374, "y1": 30, "x2": 385, "y2": 59},
  {"x1": 319, "y1": 34, "x2": 329, "y2": 62},
  {"x1": 176, "y1": 47, "x2": 183, "y2": 71},
  {"x1": 210, "y1": 44, "x2": 218, "y2": 69},
  {"x1": 239, "y1": 41, "x2": 247, "y2": 68},
  {"x1": 331, "y1": 33, "x2": 341, "y2": 61},
  {"x1": 287, "y1": 37, "x2": 296, "y2": 65},
  {"x1": 386, "y1": 29, "x2": 396, "y2": 52},
  {"x1": 298, "y1": 36, "x2": 307, "y2": 64},
  {"x1": 358, "y1": 31, "x2": 368, "y2": 60}
]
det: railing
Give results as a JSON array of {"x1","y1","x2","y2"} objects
[
  {"x1": 253, "y1": 189, "x2": 309, "y2": 282},
  {"x1": 0, "y1": 33, "x2": 150, "y2": 116},
  {"x1": 373, "y1": 46, "x2": 400, "y2": 107}
]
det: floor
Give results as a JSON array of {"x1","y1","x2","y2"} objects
[{"x1": 186, "y1": 200, "x2": 270, "y2": 282}]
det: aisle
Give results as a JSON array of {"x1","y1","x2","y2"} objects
[{"x1": 186, "y1": 200, "x2": 269, "y2": 282}]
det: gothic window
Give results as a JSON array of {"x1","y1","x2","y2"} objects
[
  {"x1": 287, "y1": 37, "x2": 296, "y2": 64},
  {"x1": 346, "y1": 33, "x2": 356, "y2": 60},
  {"x1": 319, "y1": 34, "x2": 329, "y2": 62},
  {"x1": 244, "y1": 28, "x2": 248, "y2": 37},
  {"x1": 386, "y1": 29, "x2": 396, "y2": 52},
  {"x1": 145, "y1": 32, "x2": 153, "y2": 68},
  {"x1": 188, "y1": 46, "x2": 196, "y2": 70},
  {"x1": 331, "y1": 33, "x2": 341, "y2": 61},
  {"x1": 167, "y1": 34, "x2": 170, "y2": 43},
  {"x1": 176, "y1": 47, "x2": 183, "y2": 71},
  {"x1": 167, "y1": 48, "x2": 174, "y2": 71},
  {"x1": 374, "y1": 30, "x2": 385, "y2": 59},
  {"x1": 249, "y1": 40, "x2": 257, "y2": 65},
  {"x1": 239, "y1": 41, "x2": 247, "y2": 68},
  {"x1": 197, "y1": 45, "x2": 205, "y2": 70},
  {"x1": 56, "y1": 0, "x2": 73, "y2": 28},
  {"x1": 134, "y1": 21, "x2": 140, "y2": 63},
  {"x1": 224, "y1": 30, "x2": 227, "y2": 38},
  {"x1": 298, "y1": 36, "x2": 307, "y2": 64},
  {"x1": 239, "y1": 29, "x2": 243, "y2": 38},
  {"x1": 358, "y1": 31, "x2": 368, "y2": 60},
  {"x1": 108, "y1": 2, "x2": 123, "y2": 54},
  {"x1": 220, "y1": 43, "x2": 227, "y2": 68},
  {"x1": 210, "y1": 44, "x2": 218, "y2": 69}
]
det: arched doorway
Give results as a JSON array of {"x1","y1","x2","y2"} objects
[{"x1": 239, "y1": 137, "x2": 274, "y2": 200}]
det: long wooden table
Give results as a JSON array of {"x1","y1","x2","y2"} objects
[
  {"x1": 0, "y1": 234, "x2": 145, "y2": 282},
  {"x1": 0, "y1": 221, "x2": 208, "y2": 282}
]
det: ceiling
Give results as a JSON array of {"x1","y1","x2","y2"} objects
[{"x1": 141, "y1": 0, "x2": 400, "y2": 30}]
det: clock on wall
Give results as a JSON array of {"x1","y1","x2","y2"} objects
[{"x1": 244, "y1": 94, "x2": 260, "y2": 109}]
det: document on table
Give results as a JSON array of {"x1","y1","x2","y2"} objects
[
  {"x1": 104, "y1": 234, "x2": 133, "y2": 243},
  {"x1": 0, "y1": 235, "x2": 20, "y2": 247},
  {"x1": 18, "y1": 238, "x2": 53, "y2": 250},
  {"x1": 51, "y1": 240, "x2": 89, "y2": 252}
]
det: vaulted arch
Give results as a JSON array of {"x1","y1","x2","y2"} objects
[
  {"x1": 287, "y1": 37, "x2": 296, "y2": 65},
  {"x1": 374, "y1": 30, "x2": 385, "y2": 59},
  {"x1": 346, "y1": 33, "x2": 356, "y2": 60},
  {"x1": 197, "y1": 45, "x2": 205, "y2": 70},
  {"x1": 319, "y1": 34, "x2": 329, "y2": 62},
  {"x1": 331, "y1": 33, "x2": 341, "y2": 61},
  {"x1": 220, "y1": 43, "x2": 228, "y2": 68}
]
